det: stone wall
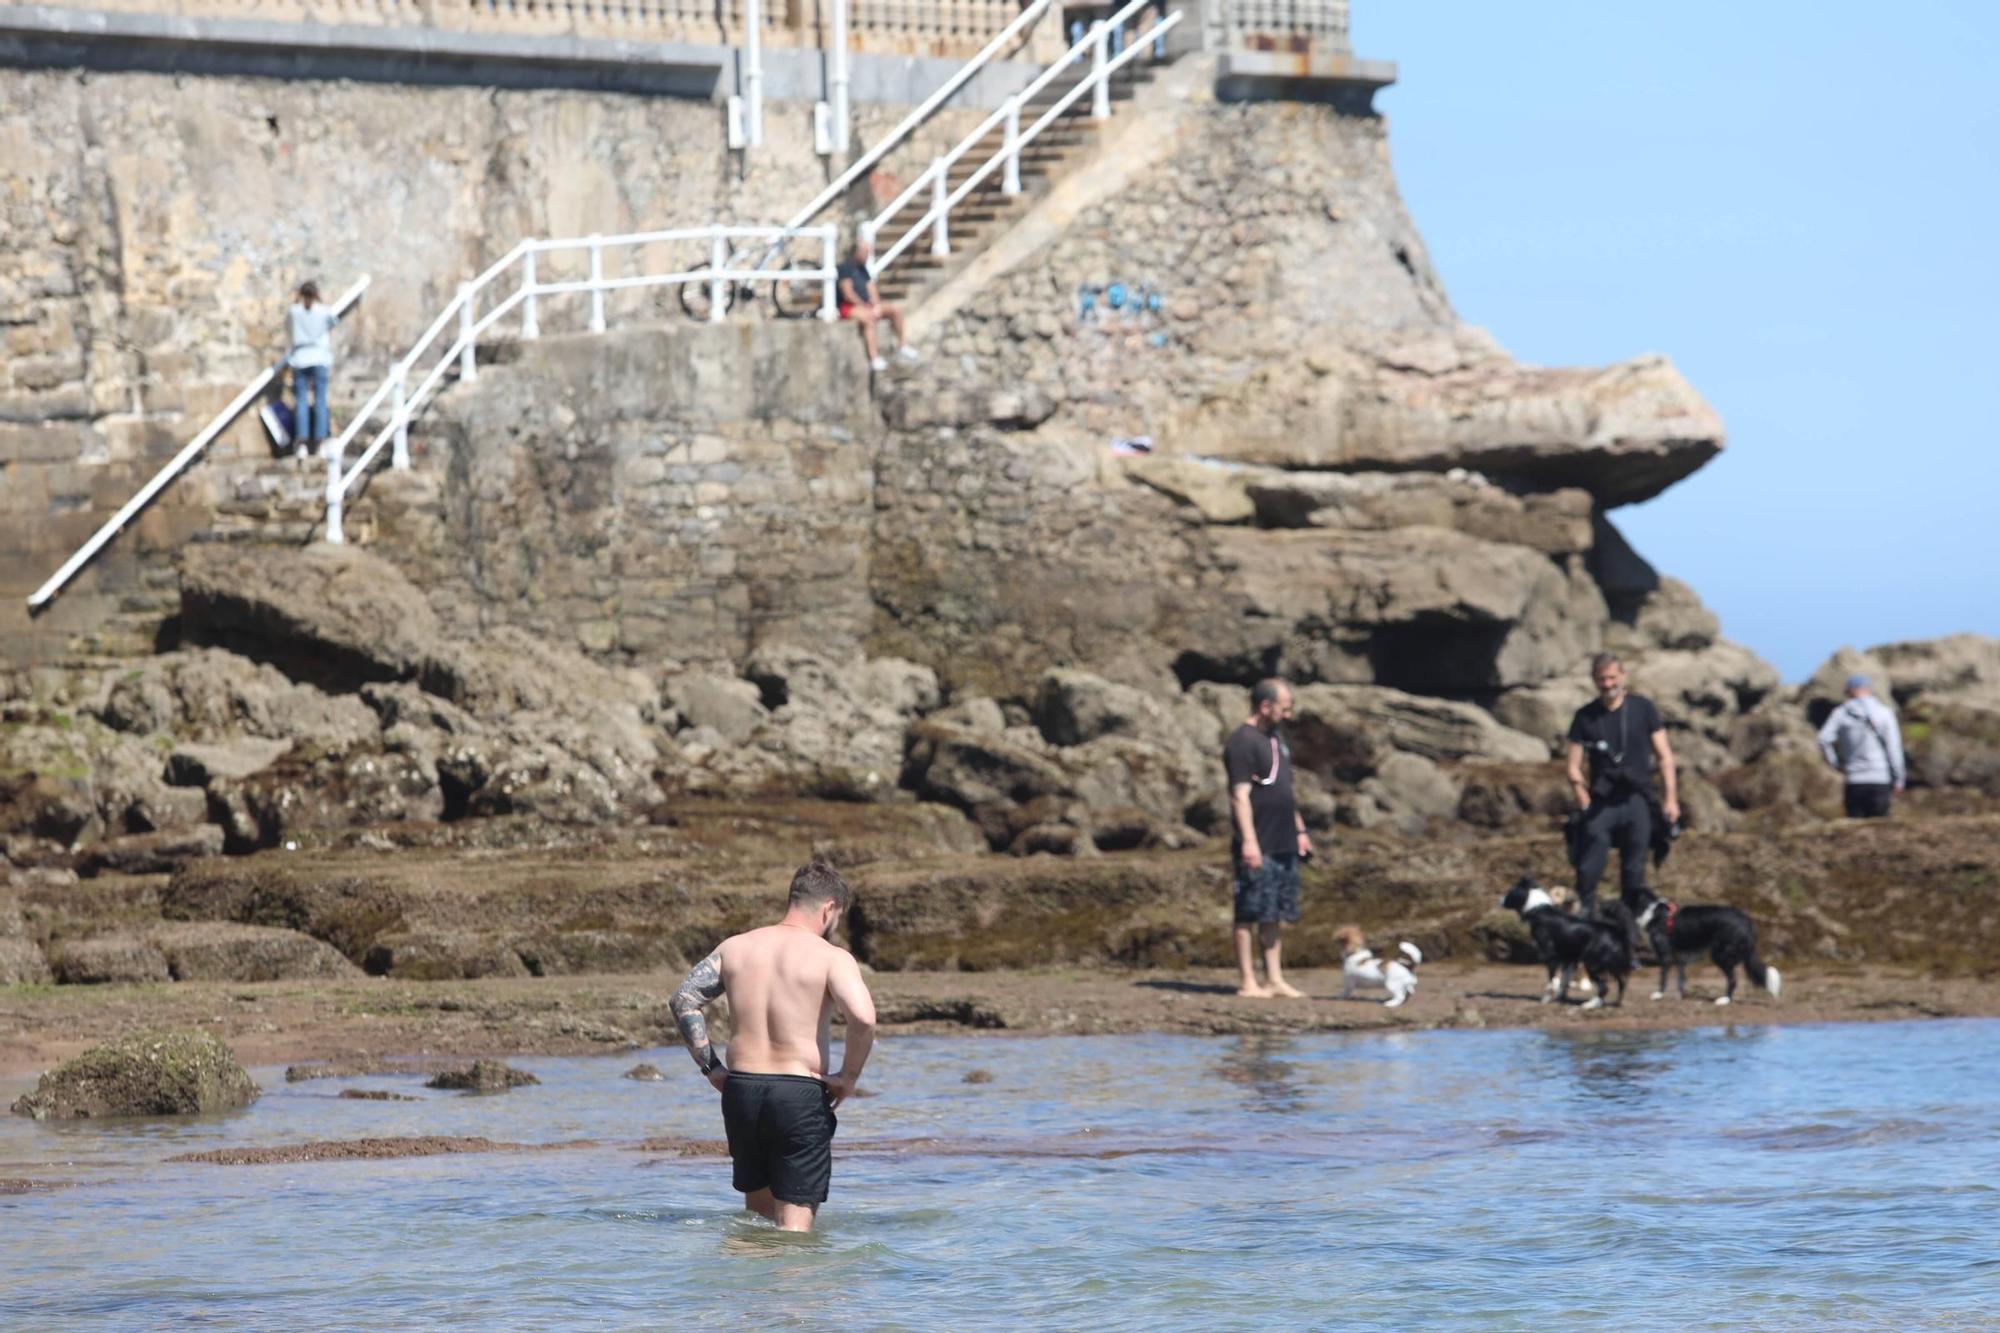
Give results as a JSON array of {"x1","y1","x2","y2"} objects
[
  {"x1": 0, "y1": 63, "x2": 985, "y2": 666},
  {"x1": 372, "y1": 322, "x2": 876, "y2": 665}
]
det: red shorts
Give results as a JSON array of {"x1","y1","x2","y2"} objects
[{"x1": 839, "y1": 302, "x2": 862, "y2": 319}]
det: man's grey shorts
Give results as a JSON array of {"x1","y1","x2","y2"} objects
[{"x1": 1233, "y1": 851, "x2": 1300, "y2": 925}]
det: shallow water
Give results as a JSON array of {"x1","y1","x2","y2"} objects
[{"x1": 3, "y1": 1020, "x2": 1998, "y2": 1329}]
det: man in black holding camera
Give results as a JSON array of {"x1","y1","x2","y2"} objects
[{"x1": 1565, "y1": 652, "x2": 1679, "y2": 940}]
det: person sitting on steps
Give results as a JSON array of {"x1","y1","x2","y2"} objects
[{"x1": 837, "y1": 237, "x2": 919, "y2": 373}]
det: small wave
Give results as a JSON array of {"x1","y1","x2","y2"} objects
[{"x1": 1723, "y1": 1119, "x2": 1948, "y2": 1151}]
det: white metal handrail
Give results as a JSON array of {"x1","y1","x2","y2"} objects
[
  {"x1": 865, "y1": 0, "x2": 1179, "y2": 281},
  {"x1": 322, "y1": 225, "x2": 836, "y2": 544},
  {"x1": 25, "y1": 276, "x2": 372, "y2": 610},
  {"x1": 712, "y1": 0, "x2": 1053, "y2": 283}
]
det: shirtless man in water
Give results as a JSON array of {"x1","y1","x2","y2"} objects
[{"x1": 668, "y1": 857, "x2": 878, "y2": 1233}]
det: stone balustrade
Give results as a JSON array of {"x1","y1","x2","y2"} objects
[
  {"x1": 0, "y1": 0, "x2": 1068, "y2": 60},
  {"x1": 1219, "y1": 0, "x2": 1350, "y2": 51}
]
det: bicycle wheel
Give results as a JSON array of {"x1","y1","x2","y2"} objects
[
  {"x1": 678, "y1": 263, "x2": 737, "y2": 321},
  {"x1": 770, "y1": 258, "x2": 830, "y2": 320}
]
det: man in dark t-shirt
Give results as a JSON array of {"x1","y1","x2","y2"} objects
[
  {"x1": 1564, "y1": 652, "x2": 1680, "y2": 933},
  {"x1": 1223, "y1": 677, "x2": 1312, "y2": 998},
  {"x1": 835, "y1": 237, "x2": 918, "y2": 373}
]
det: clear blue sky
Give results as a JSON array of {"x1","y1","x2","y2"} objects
[{"x1": 1352, "y1": 1, "x2": 1999, "y2": 681}]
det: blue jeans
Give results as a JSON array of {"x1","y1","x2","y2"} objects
[{"x1": 294, "y1": 364, "x2": 330, "y2": 444}]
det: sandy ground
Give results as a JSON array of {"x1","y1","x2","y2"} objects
[{"x1": 4, "y1": 962, "x2": 1993, "y2": 1079}]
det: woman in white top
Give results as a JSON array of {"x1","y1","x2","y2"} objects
[{"x1": 287, "y1": 280, "x2": 337, "y2": 452}]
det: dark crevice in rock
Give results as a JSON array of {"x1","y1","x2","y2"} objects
[
  {"x1": 1171, "y1": 644, "x2": 1281, "y2": 691},
  {"x1": 1366, "y1": 616, "x2": 1508, "y2": 698}
]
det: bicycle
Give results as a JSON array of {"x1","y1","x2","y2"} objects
[{"x1": 677, "y1": 231, "x2": 831, "y2": 321}]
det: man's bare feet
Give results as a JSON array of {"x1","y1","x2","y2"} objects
[
  {"x1": 1235, "y1": 983, "x2": 1273, "y2": 998},
  {"x1": 1268, "y1": 980, "x2": 1306, "y2": 999}
]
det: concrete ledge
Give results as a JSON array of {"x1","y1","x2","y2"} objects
[
  {"x1": 1216, "y1": 47, "x2": 1396, "y2": 109},
  {"x1": 0, "y1": 4, "x2": 1045, "y2": 106}
]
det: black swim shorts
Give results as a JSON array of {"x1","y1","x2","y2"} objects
[
  {"x1": 721, "y1": 1072, "x2": 838, "y2": 1205},
  {"x1": 1233, "y1": 850, "x2": 1300, "y2": 925}
]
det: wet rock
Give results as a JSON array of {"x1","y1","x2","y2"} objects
[
  {"x1": 622, "y1": 1063, "x2": 667, "y2": 1082},
  {"x1": 49, "y1": 933, "x2": 171, "y2": 985},
  {"x1": 425, "y1": 1059, "x2": 540, "y2": 1093},
  {"x1": 513, "y1": 929, "x2": 683, "y2": 978},
  {"x1": 962, "y1": 1069, "x2": 995, "y2": 1084},
  {"x1": 337, "y1": 1089, "x2": 419, "y2": 1101},
  {"x1": 363, "y1": 931, "x2": 530, "y2": 981},
  {"x1": 285, "y1": 1057, "x2": 458, "y2": 1083},
  {"x1": 11, "y1": 1031, "x2": 258, "y2": 1120},
  {"x1": 162, "y1": 859, "x2": 408, "y2": 965},
  {"x1": 153, "y1": 922, "x2": 362, "y2": 982}
]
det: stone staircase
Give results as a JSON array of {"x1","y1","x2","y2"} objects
[{"x1": 873, "y1": 58, "x2": 1161, "y2": 310}]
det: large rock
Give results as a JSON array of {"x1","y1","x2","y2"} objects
[
  {"x1": 1901, "y1": 699, "x2": 2000, "y2": 796},
  {"x1": 0, "y1": 937, "x2": 50, "y2": 985},
  {"x1": 1182, "y1": 353, "x2": 1723, "y2": 509},
  {"x1": 74, "y1": 825, "x2": 227, "y2": 877},
  {"x1": 1193, "y1": 526, "x2": 1607, "y2": 694},
  {"x1": 1123, "y1": 456, "x2": 1256, "y2": 525},
  {"x1": 362, "y1": 930, "x2": 531, "y2": 980},
  {"x1": 675, "y1": 648, "x2": 941, "y2": 802},
  {"x1": 1243, "y1": 470, "x2": 1595, "y2": 556},
  {"x1": 1801, "y1": 635, "x2": 2000, "y2": 723},
  {"x1": 94, "y1": 649, "x2": 380, "y2": 752},
  {"x1": 11, "y1": 1031, "x2": 259, "y2": 1120},
  {"x1": 179, "y1": 545, "x2": 440, "y2": 688},
  {"x1": 1627, "y1": 640, "x2": 1782, "y2": 775},
  {"x1": 0, "y1": 889, "x2": 50, "y2": 984},
  {"x1": 153, "y1": 922, "x2": 362, "y2": 982},
  {"x1": 48, "y1": 933, "x2": 172, "y2": 985},
  {"x1": 1289, "y1": 685, "x2": 1548, "y2": 773},
  {"x1": 0, "y1": 722, "x2": 208, "y2": 848}
]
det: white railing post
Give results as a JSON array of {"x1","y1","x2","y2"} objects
[
  {"x1": 819, "y1": 227, "x2": 837, "y2": 321},
  {"x1": 1002, "y1": 94, "x2": 1022, "y2": 195},
  {"x1": 390, "y1": 363, "x2": 409, "y2": 470},
  {"x1": 458, "y1": 284, "x2": 477, "y2": 383},
  {"x1": 1091, "y1": 20, "x2": 1111, "y2": 119},
  {"x1": 587, "y1": 234, "x2": 606, "y2": 334},
  {"x1": 709, "y1": 230, "x2": 727, "y2": 324},
  {"x1": 929, "y1": 159, "x2": 950, "y2": 257},
  {"x1": 829, "y1": 0, "x2": 850, "y2": 152},
  {"x1": 325, "y1": 453, "x2": 345, "y2": 546},
  {"x1": 744, "y1": 0, "x2": 764, "y2": 148},
  {"x1": 520, "y1": 249, "x2": 540, "y2": 340}
]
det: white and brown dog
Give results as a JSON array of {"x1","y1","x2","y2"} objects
[{"x1": 1335, "y1": 925, "x2": 1422, "y2": 1007}]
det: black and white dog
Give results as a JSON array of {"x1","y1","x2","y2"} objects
[
  {"x1": 1631, "y1": 891, "x2": 1781, "y2": 1006},
  {"x1": 1500, "y1": 876, "x2": 1631, "y2": 1010}
]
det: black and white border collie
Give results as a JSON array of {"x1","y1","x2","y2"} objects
[
  {"x1": 1499, "y1": 876, "x2": 1631, "y2": 1010},
  {"x1": 1631, "y1": 892, "x2": 1781, "y2": 1006}
]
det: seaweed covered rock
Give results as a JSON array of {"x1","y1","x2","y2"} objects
[
  {"x1": 11, "y1": 1031, "x2": 258, "y2": 1120},
  {"x1": 425, "y1": 1059, "x2": 540, "y2": 1093}
]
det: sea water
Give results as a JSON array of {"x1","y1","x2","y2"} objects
[{"x1": 2, "y1": 1020, "x2": 1997, "y2": 1329}]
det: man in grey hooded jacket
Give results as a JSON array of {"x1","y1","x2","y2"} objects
[{"x1": 1818, "y1": 674, "x2": 1906, "y2": 818}]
